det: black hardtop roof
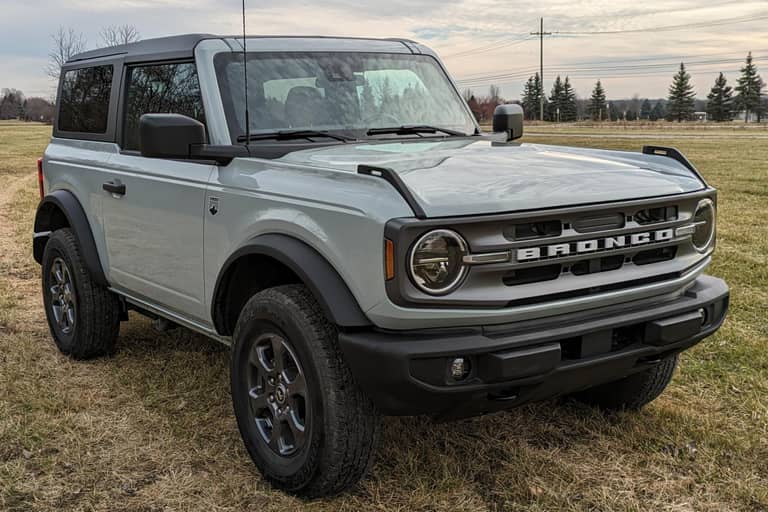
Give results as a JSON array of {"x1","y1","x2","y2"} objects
[{"x1": 67, "y1": 34, "x2": 418, "y2": 64}]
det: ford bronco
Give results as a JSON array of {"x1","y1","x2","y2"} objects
[{"x1": 34, "y1": 34, "x2": 729, "y2": 497}]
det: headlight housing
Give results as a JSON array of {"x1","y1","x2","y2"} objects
[
  {"x1": 409, "y1": 229, "x2": 468, "y2": 295},
  {"x1": 692, "y1": 198, "x2": 716, "y2": 253}
]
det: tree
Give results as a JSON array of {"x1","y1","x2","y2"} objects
[
  {"x1": 589, "y1": 80, "x2": 606, "y2": 121},
  {"x1": 547, "y1": 75, "x2": 564, "y2": 122},
  {"x1": 521, "y1": 73, "x2": 544, "y2": 120},
  {"x1": 100, "y1": 24, "x2": 141, "y2": 47},
  {"x1": 561, "y1": 77, "x2": 578, "y2": 122},
  {"x1": 640, "y1": 98, "x2": 652, "y2": 120},
  {"x1": 706, "y1": 72, "x2": 734, "y2": 122},
  {"x1": 24, "y1": 97, "x2": 55, "y2": 123},
  {"x1": 0, "y1": 89, "x2": 25, "y2": 120},
  {"x1": 488, "y1": 85, "x2": 501, "y2": 105},
  {"x1": 734, "y1": 52, "x2": 765, "y2": 123},
  {"x1": 667, "y1": 63, "x2": 696, "y2": 121},
  {"x1": 46, "y1": 26, "x2": 87, "y2": 82},
  {"x1": 650, "y1": 101, "x2": 666, "y2": 121}
]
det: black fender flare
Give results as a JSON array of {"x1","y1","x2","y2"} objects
[
  {"x1": 33, "y1": 190, "x2": 108, "y2": 287},
  {"x1": 212, "y1": 234, "x2": 371, "y2": 334}
]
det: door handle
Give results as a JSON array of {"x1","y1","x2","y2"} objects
[{"x1": 103, "y1": 180, "x2": 126, "y2": 196}]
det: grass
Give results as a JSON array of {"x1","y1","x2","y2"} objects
[{"x1": 0, "y1": 121, "x2": 766, "y2": 511}]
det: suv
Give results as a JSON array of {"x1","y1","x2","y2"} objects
[{"x1": 35, "y1": 34, "x2": 729, "y2": 497}]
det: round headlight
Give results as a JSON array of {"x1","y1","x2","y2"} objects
[
  {"x1": 692, "y1": 198, "x2": 716, "y2": 253},
  {"x1": 409, "y1": 229, "x2": 468, "y2": 295}
]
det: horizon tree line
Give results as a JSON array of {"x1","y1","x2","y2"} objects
[{"x1": 462, "y1": 52, "x2": 765, "y2": 123}]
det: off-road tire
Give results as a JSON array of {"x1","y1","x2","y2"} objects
[
  {"x1": 230, "y1": 284, "x2": 379, "y2": 498},
  {"x1": 41, "y1": 228, "x2": 120, "y2": 359},
  {"x1": 572, "y1": 355, "x2": 679, "y2": 410}
]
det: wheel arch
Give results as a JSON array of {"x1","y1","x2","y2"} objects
[
  {"x1": 34, "y1": 190, "x2": 107, "y2": 287},
  {"x1": 212, "y1": 234, "x2": 371, "y2": 336}
]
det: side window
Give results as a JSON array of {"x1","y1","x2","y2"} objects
[
  {"x1": 58, "y1": 65, "x2": 114, "y2": 133},
  {"x1": 122, "y1": 62, "x2": 206, "y2": 151}
]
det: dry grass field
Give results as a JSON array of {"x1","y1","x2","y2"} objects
[{"x1": 0, "y1": 120, "x2": 766, "y2": 511}]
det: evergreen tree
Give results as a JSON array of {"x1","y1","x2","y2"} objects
[
  {"x1": 522, "y1": 73, "x2": 545, "y2": 120},
  {"x1": 561, "y1": 77, "x2": 578, "y2": 122},
  {"x1": 667, "y1": 63, "x2": 696, "y2": 121},
  {"x1": 706, "y1": 72, "x2": 734, "y2": 122},
  {"x1": 734, "y1": 52, "x2": 765, "y2": 123},
  {"x1": 650, "y1": 101, "x2": 665, "y2": 121},
  {"x1": 547, "y1": 75, "x2": 564, "y2": 122},
  {"x1": 521, "y1": 76, "x2": 536, "y2": 120},
  {"x1": 640, "y1": 99, "x2": 652, "y2": 120},
  {"x1": 589, "y1": 80, "x2": 607, "y2": 121},
  {"x1": 608, "y1": 101, "x2": 619, "y2": 121}
]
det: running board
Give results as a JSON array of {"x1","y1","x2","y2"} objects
[{"x1": 113, "y1": 289, "x2": 232, "y2": 346}]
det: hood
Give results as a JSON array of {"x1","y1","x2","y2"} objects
[{"x1": 278, "y1": 138, "x2": 706, "y2": 217}]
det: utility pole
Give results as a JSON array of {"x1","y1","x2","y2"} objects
[{"x1": 531, "y1": 18, "x2": 552, "y2": 121}]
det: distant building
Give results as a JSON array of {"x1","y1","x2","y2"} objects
[
  {"x1": 692, "y1": 112, "x2": 707, "y2": 122},
  {"x1": 733, "y1": 110, "x2": 765, "y2": 123}
]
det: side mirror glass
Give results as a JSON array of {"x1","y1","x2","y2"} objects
[
  {"x1": 493, "y1": 104, "x2": 524, "y2": 141},
  {"x1": 139, "y1": 113, "x2": 206, "y2": 159}
]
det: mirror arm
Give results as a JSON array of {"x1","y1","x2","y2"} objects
[{"x1": 189, "y1": 144, "x2": 250, "y2": 165}]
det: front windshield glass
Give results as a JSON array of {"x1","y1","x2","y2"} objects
[{"x1": 214, "y1": 52, "x2": 477, "y2": 142}]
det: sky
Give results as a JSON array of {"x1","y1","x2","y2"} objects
[{"x1": 1, "y1": 0, "x2": 767, "y2": 101}]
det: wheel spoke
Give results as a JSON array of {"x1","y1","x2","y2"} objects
[
  {"x1": 286, "y1": 372, "x2": 306, "y2": 398},
  {"x1": 57, "y1": 307, "x2": 68, "y2": 329},
  {"x1": 271, "y1": 336, "x2": 286, "y2": 374},
  {"x1": 248, "y1": 387, "x2": 271, "y2": 411},
  {"x1": 66, "y1": 306, "x2": 76, "y2": 329},
  {"x1": 268, "y1": 418, "x2": 283, "y2": 453},
  {"x1": 286, "y1": 409, "x2": 306, "y2": 445}
]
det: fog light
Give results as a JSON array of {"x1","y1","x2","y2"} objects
[
  {"x1": 449, "y1": 357, "x2": 471, "y2": 381},
  {"x1": 699, "y1": 307, "x2": 708, "y2": 326}
]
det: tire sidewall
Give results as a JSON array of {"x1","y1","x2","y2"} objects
[
  {"x1": 231, "y1": 297, "x2": 325, "y2": 485},
  {"x1": 42, "y1": 234, "x2": 79, "y2": 353}
]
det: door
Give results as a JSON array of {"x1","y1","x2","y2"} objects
[{"x1": 101, "y1": 61, "x2": 213, "y2": 320}]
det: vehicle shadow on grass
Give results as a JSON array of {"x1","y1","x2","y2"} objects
[{"x1": 104, "y1": 319, "x2": 702, "y2": 510}]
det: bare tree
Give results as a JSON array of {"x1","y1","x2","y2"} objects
[
  {"x1": 100, "y1": 24, "x2": 141, "y2": 47},
  {"x1": 46, "y1": 26, "x2": 87, "y2": 82}
]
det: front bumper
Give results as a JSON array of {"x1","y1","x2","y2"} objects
[{"x1": 339, "y1": 275, "x2": 729, "y2": 417}]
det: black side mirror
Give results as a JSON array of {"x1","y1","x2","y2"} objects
[
  {"x1": 139, "y1": 113, "x2": 206, "y2": 159},
  {"x1": 493, "y1": 104, "x2": 524, "y2": 141}
]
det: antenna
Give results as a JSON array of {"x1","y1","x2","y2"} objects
[{"x1": 242, "y1": 0, "x2": 250, "y2": 145}]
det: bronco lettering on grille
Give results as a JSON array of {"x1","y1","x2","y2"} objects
[{"x1": 516, "y1": 228, "x2": 674, "y2": 262}]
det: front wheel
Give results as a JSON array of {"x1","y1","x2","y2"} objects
[
  {"x1": 230, "y1": 285, "x2": 379, "y2": 497},
  {"x1": 571, "y1": 355, "x2": 679, "y2": 410}
]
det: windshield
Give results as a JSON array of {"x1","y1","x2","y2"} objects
[{"x1": 214, "y1": 52, "x2": 477, "y2": 142}]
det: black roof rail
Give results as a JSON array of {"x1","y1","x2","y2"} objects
[{"x1": 358, "y1": 165, "x2": 426, "y2": 219}]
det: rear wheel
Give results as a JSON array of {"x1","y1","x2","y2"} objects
[
  {"x1": 571, "y1": 355, "x2": 678, "y2": 410},
  {"x1": 41, "y1": 228, "x2": 120, "y2": 359},
  {"x1": 230, "y1": 285, "x2": 379, "y2": 497}
]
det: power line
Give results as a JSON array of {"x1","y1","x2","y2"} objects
[
  {"x1": 455, "y1": 56, "x2": 768, "y2": 87},
  {"x1": 558, "y1": 13, "x2": 768, "y2": 35},
  {"x1": 455, "y1": 49, "x2": 768, "y2": 80},
  {"x1": 455, "y1": 54, "x2": 768, "y2": 85},
  {"x1": 443, "y1": 35, "x2": 534, "y2": 59}
]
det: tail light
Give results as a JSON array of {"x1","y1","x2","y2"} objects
[{"x1": 37, "y1": 158, "x2": 44, "y2": 199}]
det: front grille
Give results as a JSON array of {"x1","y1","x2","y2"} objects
[
  {"x1": 385, "y1": 191, "x2": 710, "y2": 309},
  {"x1": 572, "y1": 212, "x2": 625, "y2": 233}
]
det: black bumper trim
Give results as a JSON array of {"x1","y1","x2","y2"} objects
[{"x1": 339, "y1": 275, "x2": 729, "y2": 417}]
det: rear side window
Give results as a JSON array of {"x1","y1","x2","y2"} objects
[
  {"x1": 122, "y1": 62, "x2": 206, "y2": 151},
  {"x1": 58, "y1": 65, "x2": 114, "y2": 133}
]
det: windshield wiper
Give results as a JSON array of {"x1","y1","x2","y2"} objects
[
  {"x1": 366, "y1": 125, "x2": 469, "y2": 137},
  {"x1": 237, "y1": 130, "x2": 355, "y2": 143}
]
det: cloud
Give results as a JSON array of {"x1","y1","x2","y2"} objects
[{"x1": 1, "y1": 0, "x2": 767, "y2": 99}]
